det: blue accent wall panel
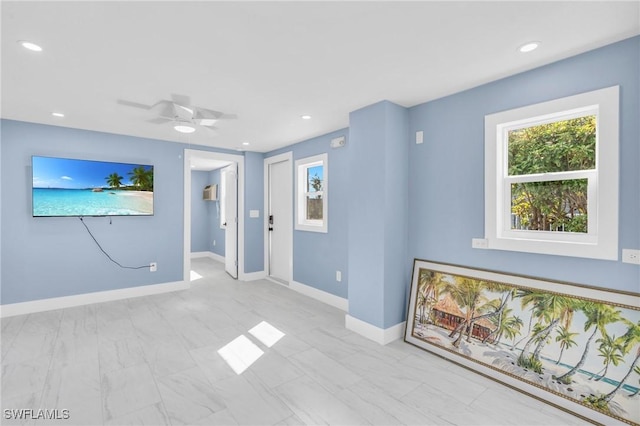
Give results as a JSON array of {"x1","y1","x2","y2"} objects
[
  {"x1": 347, "y1": 101, "x2": 409, "y2": 328},
  {"x1": 1, "y1": 120, "x2": 185, "y2": 304},
  {"x1": 408, "y1": 36, "x2": 639, "y2": 293},
  {"x1": 243, "y1": 152, "x2": 264, "y2": 273}
]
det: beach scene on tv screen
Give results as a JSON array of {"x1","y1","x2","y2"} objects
[{"x1": 32, "y1": 156, "x2": 154, "y2": 216}]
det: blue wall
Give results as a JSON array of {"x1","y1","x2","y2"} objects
[
  {"x1": 1, "y1": 120, "x2": 185, "y2": 304},
  {"x1": 266, "y1": 128, "x2": 350, "y2": 298},
  {"x1": 190, "y1": 169, "x2": 225, "y2": 255},
  {"x1": 347, "y1": 101, "x2": 409, "y2": 329},
  {"x1": 408, "y1": 36, "x2": 640, "y2": 294},
  {"x1": 244, "y1": 152, "x2": 264, "y2": 273},
  {"x1": 191, "y1": 170, "x2": 210, "y2": 252}
]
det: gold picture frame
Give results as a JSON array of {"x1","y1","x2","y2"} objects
[{"x1": 404, "y1": 259, "x2": 640, "y2": 426}]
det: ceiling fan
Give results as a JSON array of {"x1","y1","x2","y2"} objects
[{"x1": 117, "y1": 94, "x2": 237, "y2": 134}]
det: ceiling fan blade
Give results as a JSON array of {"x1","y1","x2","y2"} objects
[
  {"x1": 173, "y1": 103, "x2": 194, "y2": 120},
  {"x1": 148, "y1": 117, "x2": 172, "y2": 124},
  {"x1": 149, "y1": 101, "x2": 175, "y2": 118},
  {"x1": 117, "y1": 99, "x2": 152, "y2": 110},
  {"x1": 171, "y1": 94, "x2": 191, "y2": 107},
  {"x1": 194, "y1": 108, "x2": 224, "y2": 120},
  {"x1": 195, "y1": 118, "x2": 218, "y2": 126}
]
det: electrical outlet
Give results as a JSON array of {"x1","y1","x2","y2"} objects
[
  {"x1": 472, "y1": 238, "x2": 489, "y2": 249},
  {"x1": 336, "y1": 270, "x2": 342, "y2": 282},
  {"x1": 622, "y1": 249, "x2": 640, "y2": 265},
  {"x1": 150, "y1": 262, "x2": 157, "y2": 272}
]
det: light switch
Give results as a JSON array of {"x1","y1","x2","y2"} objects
[{"x1": 249, "y1": 210, "x2": 260, "y2": 218}]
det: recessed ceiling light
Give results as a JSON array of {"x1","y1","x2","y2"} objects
[
  {"x1": 174, "y1": 124, "x2": 196, "y2": 134},
  {"x1": 18, "y1": 40, "x2": 43, "y2": 52},
  {"x1": 242, "y1": 142, "x2": 250, "y2": 146},
  {"x1": 518, "y1": 41, "x2": 540, "y2": 53},
  {"x1": 301, "y1": 115, "x2": 311, "y2": 120},
  {"x1": 51, "y1": 112, "x2": 65, "y2": 118}
]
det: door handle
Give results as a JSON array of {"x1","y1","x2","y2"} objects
[{"x1": 269, "y1": 215, "x2": 274, "y2": 231}]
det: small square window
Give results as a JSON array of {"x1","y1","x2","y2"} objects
[{"x1": 295, "y1": 154, "x2": 327, "y2": 233}]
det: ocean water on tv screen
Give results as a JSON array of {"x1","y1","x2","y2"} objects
[{"x1": 33, "y1": 188, "x2": 153, "y2": 216}]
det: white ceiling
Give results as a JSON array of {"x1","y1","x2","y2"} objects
[{"x1": 2, "y1": 1, "x2": 639, "y2": 153}]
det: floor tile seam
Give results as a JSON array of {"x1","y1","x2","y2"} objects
[
  {"x1": 100, "y1": 364, "x2": 163, "y2": 424},
  {"x1": 34, "y1": 311, "x2": 66, "y2": 415},
  {"x1": 286, "y1": 356, "x2": 367, "y2": 396},
  {"x1": 0, "y1": 316, "x2": 29, "y2": 364}
]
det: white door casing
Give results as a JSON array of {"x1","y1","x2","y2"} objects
[
  {"x1": 223, "y1": 164, "x2": 238, "y2": 278},
  {"x1": 183, "y1": 149, "x2": 244, "y2": 283}
]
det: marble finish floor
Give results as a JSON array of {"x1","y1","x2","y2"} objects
[{"x1": 1, "y1": 258, "x2": 588, "y2": 425}]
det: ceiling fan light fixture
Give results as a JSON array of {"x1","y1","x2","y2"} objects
[
  {"x1": 174, "y1": 124, "x2": 196, "y2": 134},
  {"x1": 301, "y1": 115, "x2": 311, "y2": 120}
]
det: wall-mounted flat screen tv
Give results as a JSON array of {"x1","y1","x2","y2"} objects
[{"x1": 32, "y1": 156, "x2": 154, "y2": 217}]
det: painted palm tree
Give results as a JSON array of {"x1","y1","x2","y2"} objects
[
  {"x1": 515, "y1": 290, "x2": 576, "y2": 365},
  {"x1": 602, "y1": 320, "x2": 640, "y2": 402},
  {"x1": 556, "y1": 302, "x2": 623, "y2": 383},
  {"x1": 484, "y1": 306, "x2": 523, "y2": 345},
  {"x1": 442, "y1": 278, "x2": 508, "y2": 347},
  {"x1": 591, "y1": 333, "x2": 625, "y2": 381},
  {"x1": 416, "y1": 270, "x2": 443, "y2": 325},
  {"x1": 105, "y1": 172, "x2": 123, "y2": 189},
  {"x1": 128, "y1": 166, "x2": 152, "y2": 191},
  {"x1": 554, "y1": 325, "x2": 578, "y2": 365},
  {"x1": 631, "y1": 365, "x2": 640, "y2": 397}
]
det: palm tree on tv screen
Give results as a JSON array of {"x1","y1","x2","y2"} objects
[
  {"x1": 105, "y1": 173, "x2": 123, "y2": 189},
  {"x1": 128, "y1": 166, "x2": 153, "y2": 191}
]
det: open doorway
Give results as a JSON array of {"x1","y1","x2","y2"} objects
[{"x1": 184, "y1": 149, "x2": 245, "y2": 282}]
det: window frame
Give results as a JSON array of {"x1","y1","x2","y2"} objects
[
  {"x1": 295, "y1": 153, "x2": 328, "y2": 233},
  {"x1": 484, "y1": 86, "x2": 619, "y2": 260}
]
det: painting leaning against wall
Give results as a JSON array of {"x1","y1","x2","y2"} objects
[{"x1": 404, "y1": 260, "x2": 640, "y2": 426}]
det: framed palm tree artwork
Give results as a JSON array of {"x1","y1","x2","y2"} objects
[{"x1": 405, "y1": 260, "x2": 640, "y2": 426}]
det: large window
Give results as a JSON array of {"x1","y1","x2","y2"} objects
[
  {"x1": 484, "y1": 86, "x2": 619, "y2": 260},
  {"x1": 295, "y1": 154, "x2": 328, "y2": 233}
]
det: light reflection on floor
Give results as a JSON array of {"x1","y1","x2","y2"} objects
[
  {"x1": 190, "y1": 270, "x2": 203, "y2": 281},
  {"x1": 218, "y1": 321, "x2": 286, "y2": 374},
  {"x1": 249, "y1": 321, "x2": 285, "y2": 348}
]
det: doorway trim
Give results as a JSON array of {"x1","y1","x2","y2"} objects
[
  {"x1": 184, "y1": 149, "x2": 245, "y2": 282},
  {"x1": 263, "y1": 152, "x2": 293, "y2": 284}
]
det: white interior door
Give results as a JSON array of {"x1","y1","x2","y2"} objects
[
  {"x1": 223, "y1": 164, "x2": 238, "y2": 278},
  {"x1": 268, "y1": 159, "x2": 292, "y2": 283}
]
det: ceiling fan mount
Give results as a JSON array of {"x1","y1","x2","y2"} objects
[{"x1": 117, "y1": 94, "x2": 237, "y2": 134}]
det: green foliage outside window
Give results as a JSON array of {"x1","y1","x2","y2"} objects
[{"x1": 508, "y1": 116, "x2": 595, "y2": 233}]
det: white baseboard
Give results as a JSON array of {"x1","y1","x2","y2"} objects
[
  {"x1": 0, "y1": 280, "x2": 190, "y2": 318},
  {"x1": 345, "y1": 314, "x2": 405, "y2": 345},
  {"x1": 191, "y1": 251, "x2": 225, "y2": 263},
  {"x1": 290, "y1": 280, "x2": 348, "y2": 312},
  {"x1": 241, "y1": 271, "x2": 268, "y2": 281}
]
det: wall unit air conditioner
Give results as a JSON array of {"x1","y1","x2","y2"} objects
[{"x1": 203, "y1": 184, "x2": 218, "y2": 201}]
